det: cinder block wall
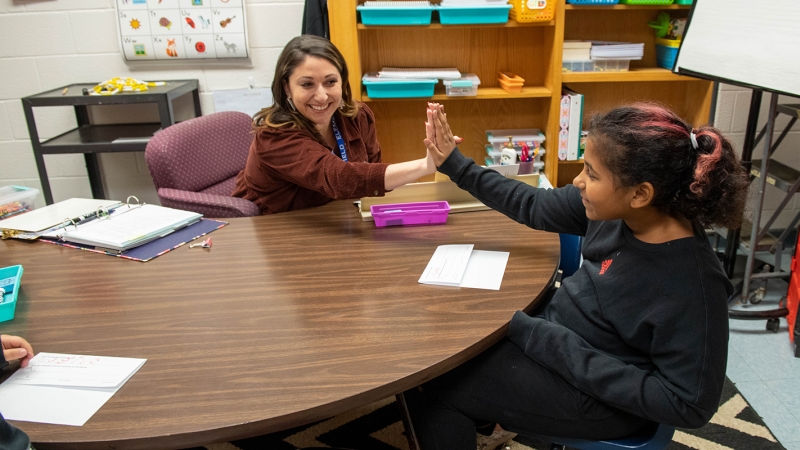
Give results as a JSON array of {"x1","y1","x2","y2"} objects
[
  {"x1": 1, "y1": 1, "x2": 799, "y2": 231},
  {"x1": 0, "y1": 0, "x2": 303, "y2": 206}
]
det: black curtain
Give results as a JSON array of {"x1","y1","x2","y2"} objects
[{"x1": 302, "y1": 0, "x2": 329, "y2": 39}]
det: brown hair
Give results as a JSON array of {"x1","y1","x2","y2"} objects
[
  {"x1": 252, "y1": 35, "x2": 358, "y2": 140},
  {"x1": 587, "y1": 102, "x2": 749, "y2": 229}
]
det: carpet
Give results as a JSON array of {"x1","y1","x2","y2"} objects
[{"x1": 190, "y1": 378, "x2": 783, "y2": 450}]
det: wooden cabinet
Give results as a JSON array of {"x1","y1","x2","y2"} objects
[{"x1": 329, "y1": 1, "x2": 712, "y2": 187}]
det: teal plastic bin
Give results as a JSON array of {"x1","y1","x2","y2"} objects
[
  {"x1": 0, "y1": 265, "x2": 23, "y2": 322},
  {"x1": 362, "y1": 76, "x2": 438, "y2": 99},
  {"x1": 436, "y1": 5, "x2": 512, "y2": 25},
  {"x1": 357, "y1": 4, "x2": 434, "y2": 26}
]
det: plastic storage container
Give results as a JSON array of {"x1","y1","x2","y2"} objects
[
  {"x1": 655, "y1": 38, "x2": 680, "y2": 70},
  {"x1": 357, "y1": 2, "x2": 434, "y2": 26},
  {"x1": 0, "y1": 265, "x2": 23, "y2": 323},
  {"x1": 674, "y1": 0, "x2": 692, "y2": 4},
  {"x1": 619, "y1": 0, "x2": 673, "y2": 4},
  {"x1": 562, "y1": 59, "x2": 631, "y2": 72},
  {"x1": 371, "y1": 202, "x2": 450, "y2": 227},
  {"x1": 498, "y1": 72, "x2": 524, "y2": 93},
  {"x1": 443, "y1": 74, "x2": 481, "y2": 97},
  {"x1": 508, "y1": 0, "x2": 555, "y2": 23},
  {"x1": 362, "y1": 73, "x2": 438, "y2": 98},
  {"x1": 436, "y1": 4, "x2": 512, "y2": 25},
  {"x1": 0, "y1": 186, "x2": 38, "y2": 221},
  {"x1": 566, "y1": 0, "x2": 619, "y2": 4},
  {"x1": 486, "y1": 128, "x2": 545, "y2": 152}
]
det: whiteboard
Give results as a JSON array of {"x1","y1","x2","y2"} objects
[
  {"x1": 115, "y1": 0, "x2": 250, "y2": 64},
  {"x1": 674, "y1": 0, "x2": 800, "y2": 97}
]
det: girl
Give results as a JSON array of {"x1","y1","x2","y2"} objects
[
  {"x1": 232, "y1": 35, "x2": 439, "y2": 214},
  {"x1": 405, "y1": 103, "x2": 749, "y2": 450}
]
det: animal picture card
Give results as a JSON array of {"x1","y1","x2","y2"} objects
[{"x1": 116, "y1": 0, "x2": 248, "y2": 62}]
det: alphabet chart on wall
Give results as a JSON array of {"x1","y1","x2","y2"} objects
[{"x1": 116, "y1": 0, "x2": 249, "y2": 63}]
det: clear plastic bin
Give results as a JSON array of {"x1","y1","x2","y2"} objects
[
  {"x1": 443, "y1": 74, "x2": 481, "y2": 97},
  {"x1": 0, "y1": 186, "x2": 38, "y2": 221},
  {"x1": 562, "y1": 59, "x2": 631, "y2": 73}
]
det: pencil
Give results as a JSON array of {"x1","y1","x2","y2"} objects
[{"x1": 62, "y1": 88, "x2": 69, "y2": 95}]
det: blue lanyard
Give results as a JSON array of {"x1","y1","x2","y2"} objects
[{"x1": 330, "y1": 116, "x2": 348, "y2": 162}]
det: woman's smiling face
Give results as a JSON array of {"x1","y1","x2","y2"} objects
[{"x1": 284, "y1": 55, "x2": 342, "y2": 132}]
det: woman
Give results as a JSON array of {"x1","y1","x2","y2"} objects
[
  {"x1": 232, "y1": 35, "x2": 438, "y2": 214},
  {"x1": 404, "y1": 103, "x2": 749, "y2": 449}
]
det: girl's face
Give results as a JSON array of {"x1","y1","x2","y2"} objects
[
  {"x1": 284, "y1": 55, "x2": 343, "y2": 132},
  {"x1": 573, "y1": 138, "x2": 635, "y2": 221}
]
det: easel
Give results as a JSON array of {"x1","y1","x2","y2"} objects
[{"x1": 724, "y1": 91, "x2": 792, "y2": 329}]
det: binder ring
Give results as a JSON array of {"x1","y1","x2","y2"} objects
[
  {"x1": 62, "y1": 218, "x2": 77, "y2": 230},
  {"x1": 96, "y1": 206, "x2": 110, "y2": 220},
  {"x1": 126, "y1": 196, "x2": 140, "y2": 208}
]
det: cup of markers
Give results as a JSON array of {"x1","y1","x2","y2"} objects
[
  {"x1": 518, "y1": 142, "x2": 535, "y2": 175},
  {"x1": 0, "y1": 265, "x2": 23, "y2": 322}
]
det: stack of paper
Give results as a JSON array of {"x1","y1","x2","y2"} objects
[
  {"x1": 563, "y1": 40, "x2": 592, "y2": 61},
  {"x1": 419, "y1": 244, "x2": 509, "y2": 290},
  {"x1": 378, "y1": 67, "x2": 462, "y2": 80},
  {"x1": 0, "y1": 353, "x2": 146, "y2": 426},
  {"x1": 589, "y1": 41, "x2": 644, "y2": 60}
]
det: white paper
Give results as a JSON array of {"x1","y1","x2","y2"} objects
[
  {"x1": 8, "y1": 353, "x2": 145, "y2": 388},
  {"x1": 419, "y1": 244, "x2": 474, "y2": 286},
  {"x1": 0, "y1": 198, "x2": 121, "y2": 233},
  {"x1": 486, "y1": 164, "x2": 520, "y2": 177},
  {"x1": 212, "y1": 87, "x2": 272, "y2": 117},
  {"x1": 459, "y1": 250, "x2": 509, "y2": 291},
  {"x1": 0, "y1": 353, "x2": 146, "y2": 427},
  {"x1": 419, "y1": 245, "x2": 509, "y2": 290}
]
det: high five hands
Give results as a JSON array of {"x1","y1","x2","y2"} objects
[{"x1": 425, "y1": 103, "x2": 460, "y2": 168}]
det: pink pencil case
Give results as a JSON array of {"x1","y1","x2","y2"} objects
[{"x1": 371, "y1": 201, "x2": 450, "y2": 227}]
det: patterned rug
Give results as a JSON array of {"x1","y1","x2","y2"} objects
[{"x1": 188, "y1": 378, "x2": 783, "y2": 450}]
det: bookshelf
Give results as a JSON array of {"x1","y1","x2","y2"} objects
[{"x1": 329, "y1": 1, "x2": 713, "y2": 187}]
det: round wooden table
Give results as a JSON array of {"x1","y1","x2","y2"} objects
[{"x1": 0, "y1": 201, "x2": 559, "y2": 449}]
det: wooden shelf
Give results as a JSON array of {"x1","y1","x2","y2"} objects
[
  {"x1": 357, "y1": 19, "x2": 555, "y2": 30},
  {"x1": 562, "y1": 68, "x2": 696, "y2": 83},
  {"x1": 362, "y1": 86, "x2": 552, "y2": 102},
  {"x1": 565, "y1": 4, "x2": 690, "y2": 10},
  {"x1": 331, "y1": 0, "x2": 712, "y2": 187}
]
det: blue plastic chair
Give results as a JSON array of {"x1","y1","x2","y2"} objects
[
  {"x1": 559, "y1": 233, "x2": 583, "y2": 278},
  {"x1": 511, "y1": 422, "x2": 676, "y2": 450}
]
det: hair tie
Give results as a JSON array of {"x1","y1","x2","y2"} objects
[{"x1": 690, "y1": 132, "x2": 699, "y2": 150}]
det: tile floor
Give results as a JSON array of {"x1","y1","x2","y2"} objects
[{"x1": 727, "y1": 274, "x2": 800, "y2": 450}]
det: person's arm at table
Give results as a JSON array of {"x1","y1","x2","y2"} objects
[{"x1": 1, "y1": 334, "x2": 34, "y2": 369}]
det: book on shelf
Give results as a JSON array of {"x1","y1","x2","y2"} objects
[
  {"x1": 558, "y1": 93, "x2": 571, "y2": 161},
  {"x1": 589, "y1": 41, "x2": 644, "y2": 60},
  {"x1": 562, "y1": 40, "x2": 592, "y2": 61},
  {"x1": 562, "y1": 87, "x2": 584, "y2": 161},
  {"x1": 377, "y1": 67, "x2": 461, "y2": 80}
]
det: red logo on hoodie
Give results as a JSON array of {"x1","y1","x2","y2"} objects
[{"x1": 599, "y1": 259, "x2": 613, "y2": 275}]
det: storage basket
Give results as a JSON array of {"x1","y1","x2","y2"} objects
[
  {"x1": 509, "y1": 0, "x2": 555, "y2": 23},
  {"x1": 655, "y1": 38, "x2": 680, "y2": 70},
  {"x1": 619, "y1": 0, "x2": 673, "y2": 4},
  {"x1": 566, "y1": 0, "x2": 619, "y2": 4}
]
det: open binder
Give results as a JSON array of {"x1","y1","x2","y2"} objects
[{"x1": 51, "y1": 197, "x2": 202, "y2": 253}]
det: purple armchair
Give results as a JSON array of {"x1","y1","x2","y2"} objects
[{"x1": 144, "y1": 111, "x2": 260, "y2": 218}]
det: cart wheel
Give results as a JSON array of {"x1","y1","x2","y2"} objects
[
  {"x1": 795, "y1": 344, "x2": 800, "y2": 358},
  {"x1": 767, "y1": 318, "x2": 780, "y2": 332}
]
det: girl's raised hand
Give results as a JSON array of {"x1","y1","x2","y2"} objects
[{"x1": 424, "y1": 103, "x2": 460, "y2": 167}]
